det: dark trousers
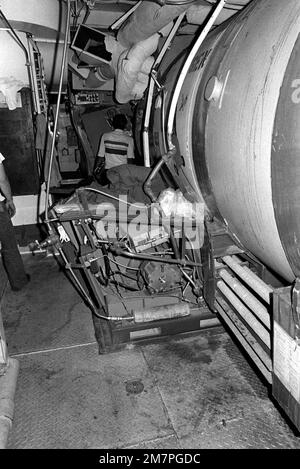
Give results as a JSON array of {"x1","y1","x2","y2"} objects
[{"x1": 0, "y1": 202, "x2": 27, "y2": 290}]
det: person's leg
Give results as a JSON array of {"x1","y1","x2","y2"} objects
[{"x1": 0, "y1": 203, "x2": 28, "y2": 290}]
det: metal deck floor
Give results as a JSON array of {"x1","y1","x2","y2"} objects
[{"x1": 2, "y1": 254, "x2": 300, "y2": 449}]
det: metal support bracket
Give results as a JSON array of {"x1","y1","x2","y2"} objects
[{"x1": 151, "y1": 69, "x2": 164, "y2": 92}]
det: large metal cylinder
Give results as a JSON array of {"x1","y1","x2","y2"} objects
[{"x1": 172, "y1": 0, "x2": 300, "y2": 282}]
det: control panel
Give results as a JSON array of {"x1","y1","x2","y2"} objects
[{"x1": 75, "y1": 92, "x2": 101, "y2": 105}]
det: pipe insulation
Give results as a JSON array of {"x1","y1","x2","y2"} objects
[
  {"x1": 115, "y1": 34, "x2": 159, "y2": 103},
  {"x1": 133, "y1": 303, "x2": 190, "y2": 323},
  {"x1": 0, "y1": 359, "x2": 19, "y2": 449},
  {"x1": 222, "y1": 256, "x2": 273, "y2": 304},
  {"x1": 219, "y1": 268, "x2": 271, "y2": 329},
  {"x1": 217, "y1": 280, "x2": 271, "y2": 349}
]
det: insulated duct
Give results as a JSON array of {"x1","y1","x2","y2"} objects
[
  {"x1": 115, "y1": 34, "x2": 159, "y2": 103},
  {"x1": 116, "y1": 1, "x2": 195, "y2": 48},
  {"x1": 84, "y1": 0, "x2": 197, "y2": 102}
]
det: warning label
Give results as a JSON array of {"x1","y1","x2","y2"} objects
[{"x1": 274, "y1": 322, "x2": 300, "y2": 403}]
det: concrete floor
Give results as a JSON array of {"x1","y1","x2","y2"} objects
[{"x1": 2, "y1": 253, "x2": 300, "y2": 449}]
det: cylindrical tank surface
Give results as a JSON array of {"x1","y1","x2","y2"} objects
[{"x1": 173, "y1": 0, "x2": 300, "y2": 282}]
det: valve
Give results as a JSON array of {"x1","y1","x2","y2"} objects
[{"x1": 28, "y1": 234, "x2": 60, "y2": 252}]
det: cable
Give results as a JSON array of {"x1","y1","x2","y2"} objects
[
  {"x1": 141, "y1": 250, "x2": 173, "y2": 256},
  {"x1": 58, "y1": 244, "x2": 134, "y2": 321},
  {"x1": 71, "y1": 2, "x2": 85, "y2": 29},
  {"x1": 78, "y1": 187, "x2": 149, "y2": 210},
  {"x1": 82, "y1": 4, "x2": 91, "y2": 25},
  {"x1": 108, "y1": 253, "x2": 133, "y2": 316},
  {"x1": 180, "y1": 267, "x2": 197, "y2": 289},
  {"x1": 109, "y1": 258, "x2": 140, "y2": 271},
  {"x1": 120, "y1": 292, "x2": 199, "y2": 306},
  {"x1": 110, "y1": 283, "x2": 133, "y2": 318},
  {"x1": 45, "y1": 0, "x2": 71, "y2": 230}
]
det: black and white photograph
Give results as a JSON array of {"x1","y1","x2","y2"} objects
[{"x1": 0, "y1": 0, "x2": 300, "y2": 456}]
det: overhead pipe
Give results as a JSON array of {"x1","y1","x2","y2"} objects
[
  {"x1": 217, "y1": 280, "x2": 270, "y2": 349},
  {"x1": 111, "y1": 246, "x2": 202, "y2": 268},
  {"x1": 222, "y1": 256, "x2": 274, "y2": 304},
  {"x1": 219, "y1": 268, "x2": 271, "y2": 329}
]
